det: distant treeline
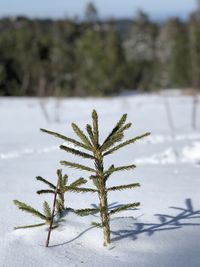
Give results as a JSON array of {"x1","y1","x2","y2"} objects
[{"x1": 1, "y1": 5, "x2": 200, "y2": 96}]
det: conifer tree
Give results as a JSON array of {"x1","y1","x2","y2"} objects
[
  {"x1": 13, "y1": 169, "x2": 88, "y2": 230},
  {"x1": 41, "y1": 110, "x2": 150, "y2": 246},
  {"x1": 36, "y1": 169, "x2": 88, "y2": 215}
]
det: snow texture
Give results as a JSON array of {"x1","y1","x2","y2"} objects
[{"x1": 0, "y1": 95, "x2": 200, "y2": 267}]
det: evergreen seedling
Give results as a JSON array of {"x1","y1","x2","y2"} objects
[
  {"x1": 36, "y1": 169, "x2": 87, "y2": 215},
  {"x1": 14, "y1": 169, "x2": 87, "y2": 230},
  {"x1": 41, "y1": 110, "x2": 150, "y2": 246}
]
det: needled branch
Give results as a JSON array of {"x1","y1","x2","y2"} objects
[
  {"x1": 37, "y1": 189, "x2": 55, "y2": 195},
  {"x1": 103, "y1": 113, "x2": 127, "y2": 144},
  {"x1": 14, "y1": 223, "x2": 46, "y2": 230},
  {"x1": 109, "y1": 202, "x2": 140, "y2": 215},
  {"x1": 100, "y1": 132, "x2": 124, "y2": 152},
  {"x1": 13, "y1": 200, "x2": 47, "y2": 221},
  {"x1": 71, "y1": 123, "x2": 92, "y2": 148},
  {"x1": 103, "y1": 132, "x2": 151, "y2": 156},
  {"x1": 60, "y1": 161, "x2": 96, "y2": 172},
  {"x1": 13, "y1": 200, "x2": 52, "y2": 230},
  {"x1": 107, "y1": 183, "x2": 140, "y2": 192},
  {"x1": 92, "y1": 110, "x2": 99, "y2": 147},
  {"x1": 104, "y1": 164, "x2": 136, "y2": 176},
  {"x1": 36, "y1": 176, "x2": 56, "y2": 189},
  {"x1": 64, "y1": 186, "x2": 97, "y2": 193},
  {"x1": 60, "y1": 145, "x2": 95, "y2": 159},
  {"x1": 40, "y1": 128, "x2": 92, "y2": 151},
  {"x1": 69, "y1": 177, "x2": 87, "y2": 187},
  {"x1": 75, "y1": 208, "x2": 99, "y2": 216},
  {"x1": 86, "y1": 124, "x2": 96, "y2": 146}
]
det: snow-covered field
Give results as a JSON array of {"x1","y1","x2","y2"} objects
[{"x1": 0, "y1": 94, "x2": 200, "y2": 267}]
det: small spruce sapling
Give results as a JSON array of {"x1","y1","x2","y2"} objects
[
  {"x1": 13, "y1": 169, "x2": 87, "y2": 230},
  {"x1": 36, "y1": 169, "x2": 88, "y2": 215},
  {"x1": 41, "y1": 110, "x2": 150, "y2": 246}
]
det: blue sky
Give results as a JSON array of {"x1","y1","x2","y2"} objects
[{"x1": 0, "y1": 0, "x2": 197, "y2": 20}]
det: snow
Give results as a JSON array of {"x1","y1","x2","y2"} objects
[
  {"x1": 182, "y1": 142, "x2": 200, "y2": 163},
  {"x1": 0, "y1": 94, "x2": 200, "y2": 267}
]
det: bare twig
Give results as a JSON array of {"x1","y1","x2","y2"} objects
[{"x1": 45, "y1": 181, "x2": 59, "y2": 247}]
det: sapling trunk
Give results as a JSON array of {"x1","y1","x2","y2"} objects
[
  {"x1": 99, "y1": 188, "x2": 110, "y2": 246},
  {"x1": 59, "y1": 192, "x2": 65, "y2": 210},
  {"x1": 95, "y1": 153, "x2": 110, "y2": 246}
]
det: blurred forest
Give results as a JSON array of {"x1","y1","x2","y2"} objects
[{"x1": 1, "y1": 3, "x2": 200, "y2": 96}]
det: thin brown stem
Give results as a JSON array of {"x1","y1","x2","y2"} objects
[{"x1": 45, "y1": 181, "x2": 59, "y2": 247}]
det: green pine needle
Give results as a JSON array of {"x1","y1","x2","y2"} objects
[
  {"x1": 103, "y1": 113, "x2": 127, "y2": 144},
  {"x1": 71, "y1": 123, "x2": 92, "y2": 148},
  {"x1": 114, "y1": 113, "x2": 127, "y2": 130},
  {"x1": 92, "y1": 110, "x2": 99, "y2": 147},
  {"x1": 86, "y1": 124, "x2": 96, "y2": 146},
  {"x1": 36, "y1": 176, "x2": 56, "y2": 190},
  {"x1": 64, "y1": 186, "x2": 97, "y2": 193},
  {"x1": 63, "y1": 174, "x2": 68, "y2": 186},
  {"x1": 14, "y1": 223, "x2": 46, "y2": 230},
  {"x1": 60, "y1": 161, "x2": 96, "y2": 173},
  {"x1": 104, "y1": 164, "x2": 136, "y2": 177},
  {"x1": 40, "y1": 128, "x2": 92, "y2": 151},
  {"x1": 75, "y1": 208, "x2": 99, "y2": 216},
  {"x1": 107, "y1": 183, "x2": 140, "y2": 192},
  {"x1": 43, "y1": 201, "x2": 52, "y2": 218},
  {"x1": 57, "y1": 169, "x2": 62, "y2": 178},
  {"x1": 90, "y1": 175, "x2": 101, "y2": 188},
  {"x1": 103, "y1": 132, "x2": 151, "y2": 156},
  {"x1": 37, "y1": 189, "x2": 55, "y2": 195},
  {"x1": 60, "y1": 145, "x2": 95, "y2": 159},
  {"x1": 13, "y1": 200, "x2": 46, "y2": 220},
  {"x1": 109, "y1": 202, "x2": 140, "y2": 215},
  {"x1": 119, "y1": 122, "x2": 132, "y2": 133},
  {"x1": 56, "y1": 199, "x2": 63, "y2": 214},
  {"x1": 100, "y1": 132, "x2": 124, "y2": 152},
  {"x1": 69, "y1": 177, "x2": 87, "y2": 187},
  {"x1": 104, "y1": 165, "x2": 114, "y2": 180}
]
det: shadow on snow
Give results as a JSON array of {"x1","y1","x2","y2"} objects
[
  {"x1": 111, "y1": 198, "x2": 200, "y2": 242},
  {"x1": 50, "y1": 198, "x2": 200, "y2": 247}
]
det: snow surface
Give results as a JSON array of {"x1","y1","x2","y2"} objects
[{"x1": 0, "y1": 95, "x2": 200, "y2": 267}]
